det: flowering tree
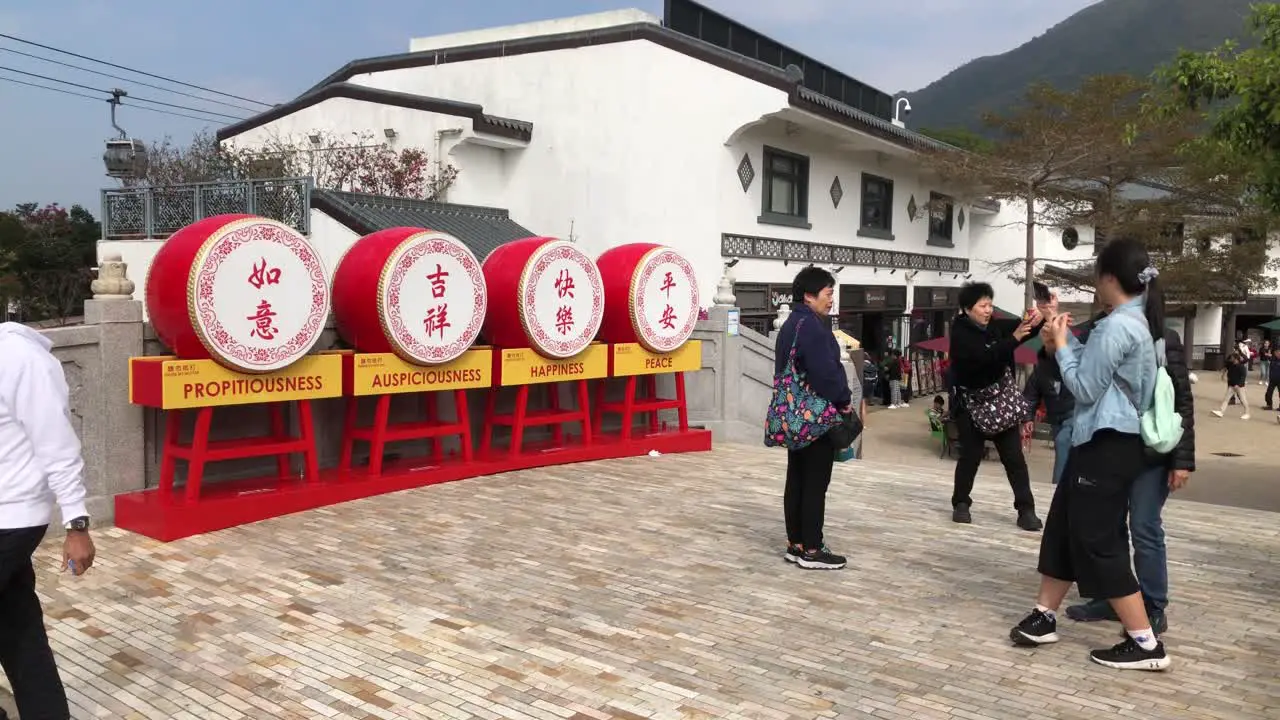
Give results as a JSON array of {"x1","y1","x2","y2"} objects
[
  {"x1": 0, "y1": 203, "x2": 99, "y2": 323},
  {"x1": 129, "y1": 129, "x2": 458, "y2": 201}
]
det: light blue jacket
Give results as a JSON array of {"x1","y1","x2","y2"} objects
[{"x1": 1055, "y1": 297, "x2": 1157, "y2": 447}]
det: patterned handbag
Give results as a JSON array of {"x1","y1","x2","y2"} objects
[
  {"x1": 764, "y1": 318, "x2": 844, "y2": 450},
  {"x1": 963, "y1": 367, "x2": 1027, "y2": 436}
]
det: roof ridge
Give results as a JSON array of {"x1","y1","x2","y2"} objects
[{"x1": 323, "y1": 188, "x2": 512, "y2": 217}]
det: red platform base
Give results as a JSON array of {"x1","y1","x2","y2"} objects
[{"x1": 114, "y1": 428, "x2": 711, "y2": 542}]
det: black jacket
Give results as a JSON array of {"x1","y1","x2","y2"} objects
[
  {"x1": 948, "y1": 313, "x2": 1019, "y2": 390},
  {"x1": 1161, "y1": 328, "x2": 1196, "y2": 472},
  {"x1": 1227, "y1": 358, "x2": 1247, "y2": 387},
  {"x1": 774, "y1": 304, "x2": 851, "y2": 408},
  {"x1": 1022, "y1": 351, "x2": 1076, "y2": 426}
]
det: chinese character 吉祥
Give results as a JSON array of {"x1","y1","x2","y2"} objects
[
  {"x1": 555, "y1": 305, "x2": 574, "y2": 335},
  {"x1": 659, "y1": 304, "x2": 677, "y2": 330},
  {"x1": 247, "y1": 258, "x2": 282, "y2": 290},
  {"x1": 424, "y1": 304, "x2": 451, "y2": 338},
  {"x1": 659, "y1": 271, "x2": 676, "y2": 297},
  {"x1": 247, "y1": 300, "x2": 278, "y2": 340},
  {"x1": 426, "y1": 263, "x2": 450, "y2": 299},
  {"x1": 554, "y1": 268, "x2": 575, "y2": 299}
]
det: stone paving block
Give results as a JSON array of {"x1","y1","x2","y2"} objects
[{"x1": 1, "y1": 444, "x2": 1278, "y2": 719}]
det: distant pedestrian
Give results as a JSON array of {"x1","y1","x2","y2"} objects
[
  {"x1": 1265, "y1": 347, "x2": 1280, "y2": 410},
  {"x1": 1213, "y1": 351, "x2": 1250, "y2": 420},
  {"x1": 1260, "y1": 340, "x2": 1272, "y2": 385},
  {"x1": 886, "y1": 350, "x2": 906, "y2": 409},
  {"x1": 0, "y1": 322, "x2": 96, "y2": 719}
]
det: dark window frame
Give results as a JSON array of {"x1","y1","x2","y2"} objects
[
  {"x1": 857, "y1": 173, "x2": 894, "y2": 241},
  {"x1": 758, "y1": 146, "x2": 812, "y2": 229},
  {"x1": 927, "y1": 191, "x2": 955, "y2": 247}
]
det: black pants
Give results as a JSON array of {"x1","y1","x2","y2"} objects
[
  {"x1": 1037, "y1": 431, "x2": 1144, "y2": 599},
  {"x1": 784, "y1": 434, "x2": 836, "y2": 549},
  {"x1": 0, "y1": 526, "x2": 70, "y2": 720},
  {"x1": 951, "y1": 413, "x2": 1036, "y2": 512},
  {"x1": 1266, "y1": 377, "x2": 1280, "y2": 407}
]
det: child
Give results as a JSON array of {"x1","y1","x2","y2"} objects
[
  {"x1": 927, "y1": 395, "x2": 947, "y2": 429},
  {"x1": 1214, "y1": 351, "x2": 1251, "y2": 420}
]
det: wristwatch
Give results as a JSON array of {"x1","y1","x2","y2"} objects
[{"x1": 64, "y1": 516, "x2": 90, "y2": 532}]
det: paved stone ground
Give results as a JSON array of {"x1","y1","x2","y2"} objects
[{"x1": 4, "y1": 444, "x2": 1280, "y2": 719}]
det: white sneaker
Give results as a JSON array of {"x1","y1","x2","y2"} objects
[
  {"x1": 900, "y1": 403, "x2": 910, "y2": 408},
  {"x1": 887, "y1": 404, "x2": 898, "y2": 409},
  {"x1": 1242, "y1": 414, "x2": 1251, "y2": 420},
  {"x1": 1212, "y1": 410, "x2": 1224, "y2": 418}
]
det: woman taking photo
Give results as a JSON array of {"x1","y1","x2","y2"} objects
[
  {"x1": 772, "y1": 266, "x2": 851, "y2": 570},
  {"x1": 948, "y1": 282, "x2": 1042, "y2": 531},
  {"x1": 1009, "y1": 237, "x2": 1171, "y2": 671}
]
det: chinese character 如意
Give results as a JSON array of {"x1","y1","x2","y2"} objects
[
  {"x1": 554, "y1": 268, "x2": 575, "y2": 299},
  {"x1": 659, "y1": 271, "x2": 676, "y2": 297},
  {"x1": 426, "y1": 263, "x2": 450, "y2": 299},
  {"x1": 247, "y1": 258, "x2": 282, "y2": 289},
  {"x1": 247, "y1": 300, "x2": 278, "y2": 340},
  {"x1": 659, "y1": 304, "x2": 677, "y2": 330},
  {"x1": 555, "y1": 305, "x2": 574, "y2": 335},
  {"x1": 424, "y1": 304, "x2": 451, "y2": 338}
]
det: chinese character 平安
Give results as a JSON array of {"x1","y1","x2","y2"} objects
[
  {"x1": 554, "y1": 269, "x2": 575, "y2": 299},
  {"x1": 424, "y1": 304, "x2": 451, "y2": 339},
  {"x1": 555, "y1": 305, "x2": 574, "y2": 335},
  {"x1": 247, "y1": 258, "x2": 282, "y2": 290},
  {"x1": 426, "y1": 263, "x2": 450, "y2": 299},
  {"x1": 247, "y1": 300, "x2": 279, "y2": 340},
  {"x1": 659, "y1": 304, "x2": 677, "y2": 331}
]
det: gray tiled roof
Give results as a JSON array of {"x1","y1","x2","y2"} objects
[{"x1": 311, "y1": 189, "x2": 536, "y2": 259}]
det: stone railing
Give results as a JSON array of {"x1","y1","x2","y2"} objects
[{"x1": 101, "y1": 177, "x2": 312, "y2": 240}]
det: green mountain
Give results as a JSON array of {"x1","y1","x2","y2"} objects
[{"x1": 904, "y1": 0, "x2": 1257, "y2": 133}]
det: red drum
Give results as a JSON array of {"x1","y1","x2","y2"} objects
[
  {"x1": 481, "y1": 236, "x2": 603, "y2": 359},
  {"x1": 145, "y1": 214, "x2": 330, "y2": 374},
  {"x1": 332, "y1": 227, "x2": 486, "y2": 365},
  {"x1": 596, "y1": 243, "x2": 700, "y2": 353}
]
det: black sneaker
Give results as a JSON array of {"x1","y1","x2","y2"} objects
[
  {"x1": 1009, "y1": 609, "x2": 1060, "y2": 646},
  {"x1": 952, "y1": 503, "x2": 972, "y2": 524},
  {"x1": 797, "y1": 547, "x2": 846, "y2": 570},
  {"x1": 1090, "y1": 636, "x2": 1171, "y2": 671},
  {"x1": 1116, "y1": 611, "x2": 1169, "y2": 638},
  {"x1": 1017, "y1": 510, "x2": 1043, "y2": 531},
  {"x1": 784, "y1": 545, "x2": 802, "y2": 564},
  {"x1": 1066, "y1": 598, "x2": 1118, "y2": 623}
]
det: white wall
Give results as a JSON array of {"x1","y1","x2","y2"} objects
[{"x1": 969, "y1": 198, "x2": 1097, "y2": 310}]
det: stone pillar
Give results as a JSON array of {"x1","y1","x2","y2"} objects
[{"x1": 82, "y1": 249, "x2": 145, "y2": 522}]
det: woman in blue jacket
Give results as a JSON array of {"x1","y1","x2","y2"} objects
[
  {"x1": 774, "y1": 266, "x2": 851, "y2": 571},
  {"x1": 1008, "y1": 237, "x2": 1172, "y2": 671}
]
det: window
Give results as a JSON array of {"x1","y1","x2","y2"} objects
[
  {"x1": 1062, "y1": 227, "x2": 1080, "y2": 251},
  {"x1": 928, "y1": 192, "x2": 954, "y2": 246},
  {"x1": 1233, "y1": 227, "x2": 1261, "y2": 246},
  {"x1": 858, "y1": 174, "x2": 894, "y2": 240},
  {"x1": 759, "y1": 147, "x2": 811, "y2": 229},
  {"x1": 1160, "y1": 223, "x2": 1185, "y2": 255}
]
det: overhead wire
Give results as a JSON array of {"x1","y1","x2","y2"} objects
[
  {"x1": 0, "y1": 74, "x2": 236, "y2": 124},
  {"x1": 0, "y1": 45, "x2": 262, "y2": 114},
  {"x1": 0, "y1": 32, "x2": 275, "y2": 107},
  {"x1": 0, "y1": 65, "x2": 247, "y2": 121}
]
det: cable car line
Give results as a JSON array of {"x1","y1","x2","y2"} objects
[
  {"x1": 0, "y1": 45, "x2": 262, "y2": 114},
  {"x1": 0, "y1": 65, "x2": 247, "y2": 121},
  {"x1": 0, "y1": 75, "x2": 240, "y2": 124},
  {"x1": 0, "y1": 32, "x2": 276, "y2": 107}
]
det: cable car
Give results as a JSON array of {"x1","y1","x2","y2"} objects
[{"x1": 104, "y1": 138, "x2": 148, "y2": 179}]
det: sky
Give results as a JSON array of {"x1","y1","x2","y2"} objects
[{"x1": 0, "y1": 0, "x2": 1099, "y2": 214}]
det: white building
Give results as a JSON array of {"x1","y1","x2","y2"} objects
[{"x1": 204, "y1": 0, "x2": 983, "y2": 356}]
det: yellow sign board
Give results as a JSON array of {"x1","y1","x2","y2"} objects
[
  {"x1": 349, "y1": 349, "x2": 492, "y2": 396},
  {"x1": 499, "y1": 344, "x2": 608, "y2": 386},
  {"x1": 611, "y1": 341, "x2": 702, "y2": 376},
  {"x1": 130, "y1": 353, "x2": 343, "y2": 409}
]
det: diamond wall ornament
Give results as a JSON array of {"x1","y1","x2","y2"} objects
[
  {"x1": 907, "y1": 194, "x2": 918, "y2": 221},
  {"x1": 958, "y1": 208, "x2": 965, "y2": 230},
  {"x1": 830, "y1": 176, "x2": 843, "y2": 208},
  {"x1": 736, "y1": 153, "x2": 755, "y2": 192}
]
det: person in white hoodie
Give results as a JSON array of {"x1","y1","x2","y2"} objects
[{"x1": 0, "y1": 322, "x2": 95, "y2": 720}]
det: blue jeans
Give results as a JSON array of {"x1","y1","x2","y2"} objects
[
  {"x1": 1051, "y1": 422, "x2": 1072, "y2": 485},
  {"x1": 1130, "y1": 463, "x2": 1171, "y2": 611}
]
